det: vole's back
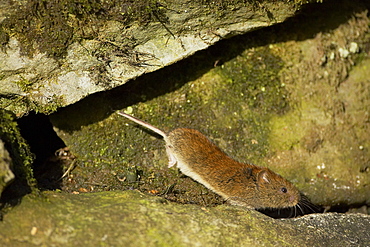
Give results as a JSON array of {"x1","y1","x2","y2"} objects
[
  {"x1": 167, "y1": 128, "x2": 300, "y2": 209},
  {"x1": 168, "y1": 128, "x2": 232, "y2": 166}
]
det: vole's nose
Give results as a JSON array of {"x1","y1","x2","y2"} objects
[{"x1": 289, "y1": 195, "x2": 298, "y2": 204}]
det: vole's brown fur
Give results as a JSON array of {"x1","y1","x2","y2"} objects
[{"x1": 118, "y1": 112, "x2": 300, "y2": 209}]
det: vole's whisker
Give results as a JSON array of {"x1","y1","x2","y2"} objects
[
  {"x1": 303, "y1": 200, "x2": 321, "y2": 213},
  {"x1": 297, "y1": 203, "x2": 304, "y2": 215}
]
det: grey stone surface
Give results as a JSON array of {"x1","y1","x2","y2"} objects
[
  {"x1": 0, "y1": 139, "x2": 14, "y2": 194},
  {"x1": 0, "y1": 1, "x2": 298, "y2": 115}
]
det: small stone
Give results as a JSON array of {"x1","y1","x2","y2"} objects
[
  {"x1": 30, "y1": 226, "x2": 38, "y2": 236},
  {"x1": 124, "y1": 106, "x2": 133, "y2": 114},
  {"x1": 338, "y1": 47, "x2": 349, "y2": 58},
  {"x1": 329, "y1": 52, "x2": 335, "y2": 60},
  {"x1": 349, "y1": 42, "x2": 359, "y2": 53}
]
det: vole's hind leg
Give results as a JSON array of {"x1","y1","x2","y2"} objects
[{"x1": 165, "y1": 145, "x2": 177, "y2": 168}]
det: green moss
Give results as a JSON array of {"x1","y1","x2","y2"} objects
[
  {"x1": 217, "y1": 47, "x2": 288, "y2": 114},
  {"x1": 0, "y1": 190, "x2": 314, "y2": 246},
  {"x1": 206, "y1": 46, "x2": 289, "y2": 162},
  {"x1": 0, "y1": 109, "x2": 37, "y2": 202},
  {"x1": 268, "y1": 110, "x2": 303, "y2": 151},
  {"x1": 14, "y1": 78, "x2": 34, "y2": 92}
]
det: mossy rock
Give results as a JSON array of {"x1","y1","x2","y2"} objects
[
  {"x1": 0, "y1": 109, "x2": 36, "y2": 201},
  {"x1": 0, "y1": 190, "x2": 369, "y2": 246}
]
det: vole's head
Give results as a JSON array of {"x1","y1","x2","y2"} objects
[
  {"x1": 225, "y1": 167, "x2": 301, "y2": 210},
  {"x1": 252, "y1": 168, "x2": 300, "y2": 209}
]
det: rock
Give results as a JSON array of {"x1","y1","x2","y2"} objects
[
  {"x1": 0, "y1": 0, "x2": 301, "y2": 116},
  {"x1": 0, "y1": 190, "x2": 368, "y2": 246},
  {"x1": 349, "y1": 42, "x2": 359, "y2": 54},
  {"x1": 0, "y1": 139, "x2": 14, "y2": 194},
  {"x1": 338, "y1": 47, "x2": 350, "y2": 58}
]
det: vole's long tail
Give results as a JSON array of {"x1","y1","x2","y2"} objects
[{"x1": 117, "y1": 112, "x2": 167, "y2": 138}]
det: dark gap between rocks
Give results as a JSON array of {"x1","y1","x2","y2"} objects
[{"x1": 17, "y1": 113, "x2": 67, "y2": 190}]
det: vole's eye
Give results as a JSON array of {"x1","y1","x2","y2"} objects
[{"x1": 280, "y1": 187, "x2": 287, "y2": 193}]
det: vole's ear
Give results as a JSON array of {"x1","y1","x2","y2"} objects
[{"x1": 257, "y1": 170, "x2": 270, "y2": 184}]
